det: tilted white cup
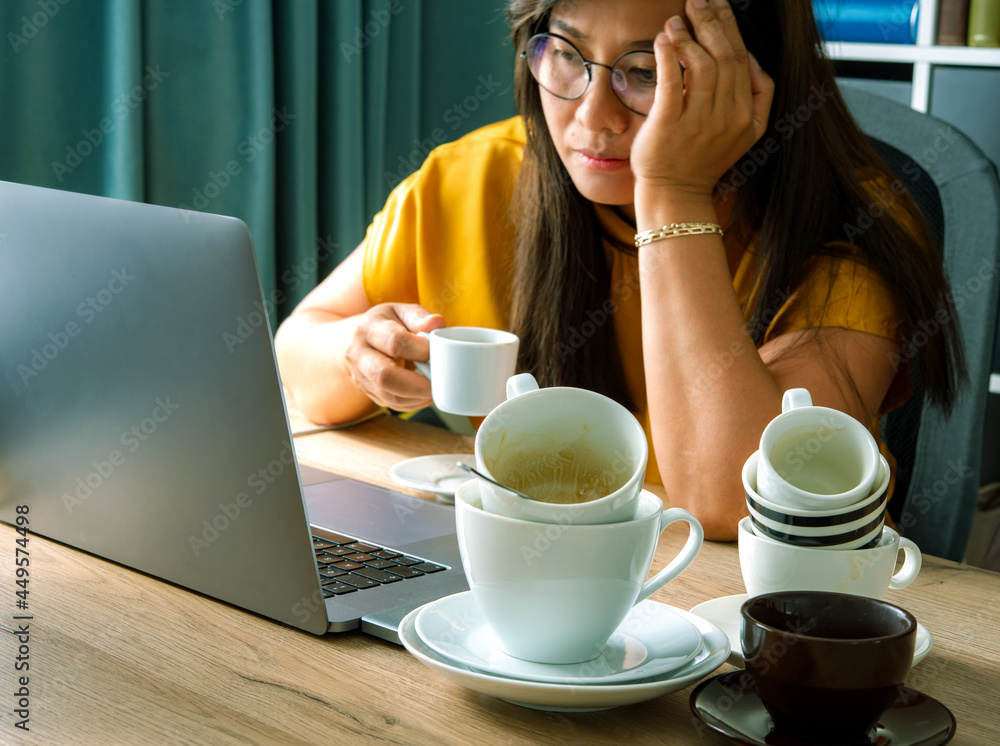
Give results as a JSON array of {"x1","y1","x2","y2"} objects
[
  {"x1": 757, "y1": 388, "x2": 880, "y2": 510},
  {"x1": 474, "y1": 373, "x2": 647, "y2": 524},
  {"x1": 738, "y1": 517, "x2": 921, "y2": 599},
  {"x1": 413, "y1": 327, "x2": 519, "y2": 416},
  {"x1": 455, "y1": 479, "x2": 703, "y2": 664}
]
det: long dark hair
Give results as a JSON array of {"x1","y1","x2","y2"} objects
[{"x1": 506, "y1": 0, "x2": 966, "y2": 414}]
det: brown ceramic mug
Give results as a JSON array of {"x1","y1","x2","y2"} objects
[{"x1": 741, "y1": 591, "x2": 916, "y2": 744}]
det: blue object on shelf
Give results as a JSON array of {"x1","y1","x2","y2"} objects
[{"x1": 813, "y1": 0, "x2": 920, "y2": 44}]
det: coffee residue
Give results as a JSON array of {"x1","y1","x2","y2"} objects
[{"x1": 492, "y1": 440, "x2": 627, "y2": 505}]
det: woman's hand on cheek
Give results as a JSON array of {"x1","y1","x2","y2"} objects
[{"x1": 630, "y1": 0, "x2": 774, "y2": 206}]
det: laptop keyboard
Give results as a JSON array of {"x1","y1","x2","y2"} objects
[{"x1": 312, "y1": 532, "x2": 446, "y2": 597}]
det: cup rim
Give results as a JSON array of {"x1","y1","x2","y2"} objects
[
  {"x1": 740, "y1": 590, "x2": 917, "y2": 643},
  {"x1": 455, "y1": 478, "x2": 662, "y2": 528},
  {"x1": 475, "y1": 386, "x2": 648, "y2": 515},
  {"x1": 758, "y1": 407, "x2": 881, "y2": 506},
  {"x1": 429, "y1": 326, "x2": 519, "y2": 345},
  {"x1": 481, "y1": 383, "x2": 644, "y2": 418},
  {"x1": 743, "y1": 451, "x2": 889, "y2": 518}
]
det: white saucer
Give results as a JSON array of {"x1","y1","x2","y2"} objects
[
  {"x1": 689, "y1": 593, "x2": 933, "y2": 667},
  {"x1": 414, "y1": 592, "x2": 704, "y2": 685},
  {"x1": 388, "y1": 453, "x2": 475, "y2": 502},
  {"x1": 400, "y1": 593, "x2": 730, "y2": 712}
]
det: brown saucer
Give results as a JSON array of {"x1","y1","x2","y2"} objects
[{"x1": 689, "y1": 671, "x2": 955, "y2": 746}]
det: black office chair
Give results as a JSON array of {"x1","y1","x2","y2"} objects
[{"x1": 843, "y1": 86, "x2": 1000, "y2": 561}]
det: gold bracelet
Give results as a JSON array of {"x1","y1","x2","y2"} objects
[{"x1": 634, "y1": 222, "x2": 723, "y2": 248}]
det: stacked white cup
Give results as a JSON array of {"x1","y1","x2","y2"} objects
[
  {"x1": 741, "y1": 388, "x2": 921, "y2": 600},
  {"x1": 454, "y1": 373, "x2": 704, "y2": 665},
  {"x1": 748, "y1": 388, "x2": 887, "y2": 549}
]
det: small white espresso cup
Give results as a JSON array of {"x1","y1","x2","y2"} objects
[
  {"x1": 413, "y1": 327, "x2": 519, "y2": 416},
  {"x1": 475, "y1": 373, "x2": 647, "y2": 524},
  {"x1": 455, "y1": 479, "x2": 703, "y2": 664},
  {"x1": 738, "y1": 517, "x2": 921, "y2": 600},
  {"x1": 757, "y1": 388, "x2": 880, "y2": 510}
]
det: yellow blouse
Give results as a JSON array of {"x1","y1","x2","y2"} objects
[{"x1": 362, "y1": 117, "x2": 906, "y2": 487}]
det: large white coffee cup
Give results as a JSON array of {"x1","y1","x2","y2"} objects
[
  {"x1": 413, "y1": 327, "x2": 519, "y2": 416},
  {"x1": 455, "y1": 480, "x2": 703, "y2": 664},
  {"x1": 474, "y1": 373, "x2": 647, "y2": 524},
  {"x1": 738, "y1": 517, "x2": 921, "y2": 599},
  {"x1": 757, "y1": 388, "x2": 880, "y2": 510}
]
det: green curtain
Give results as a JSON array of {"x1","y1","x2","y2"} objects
[{"x1": 0, "y1": 0, "x2": 515, "y2": 321}]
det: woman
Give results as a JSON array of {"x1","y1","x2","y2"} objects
[{"x1": 275, "y1": 0, "x2": 964, "y2": 539}]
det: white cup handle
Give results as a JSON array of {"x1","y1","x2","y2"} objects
[
  {"x1": 782, "y1": 388, "x2": 812, "y2": 413},
  {"x1": 889, "y1": 537, "x2": 922, "y2": 589},
  {"x1": 635, "y1": 508, "x2": 704, "y2": 604},
  {"x1": 506, "y1": 373, "x2": 538, "y2": 399},
  {"x1": 413, "y1": 331, "x2": 431, "y2": 378}
]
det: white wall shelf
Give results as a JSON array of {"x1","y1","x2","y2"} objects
[{"x1": 825, "y1": 42, "x2": 1000, "y2": 67}]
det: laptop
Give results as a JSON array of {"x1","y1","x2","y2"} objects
[{"x1": 0, "y1": 179, "x2": 468, "y2": 641}]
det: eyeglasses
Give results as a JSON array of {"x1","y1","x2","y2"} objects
[{"x1": 519, "y1": 33, "x2": 656, "y2": 116}]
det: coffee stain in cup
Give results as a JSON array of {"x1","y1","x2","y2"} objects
[
  {"x1": 488, "y1": 424, "x2": 630, "y2": 505},
  {"x1": 771, "y1": 425, "x2": 863, "y2": 495}
]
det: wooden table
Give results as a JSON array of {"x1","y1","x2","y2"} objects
[{"x1": 2, "y1": 411, "x2": 998, "y2": 745}]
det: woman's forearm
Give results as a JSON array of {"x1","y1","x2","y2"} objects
[
  {"x1": 274, "y1": 310, "x2": 378, "y2": 425},
  {"x1": 636, "y1": 195, "x2": 781, "y2": 539}
]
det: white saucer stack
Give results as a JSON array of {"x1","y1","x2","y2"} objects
[{"x1": 400, "y1": 592, "x2": 730, "y2": 711}]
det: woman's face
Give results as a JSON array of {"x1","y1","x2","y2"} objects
[{"x1": 539, "y1": 0, "x2": 685, "y2": 211}]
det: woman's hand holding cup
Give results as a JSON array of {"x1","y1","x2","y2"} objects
[
  {"x1": 343, "y1": 302, "x2": 445, "y2": 411},
  {"x1": 345, "y1": 307, "x2": 519, "y2": 417}
]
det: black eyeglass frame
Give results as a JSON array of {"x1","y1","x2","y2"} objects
[{"x1": 518, "y1": 32, "x2": 656, "y2": 116}]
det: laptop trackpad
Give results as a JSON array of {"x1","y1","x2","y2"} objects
[{"x1": 303, "y1": 477, "x2": 457, "y2": 547}]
